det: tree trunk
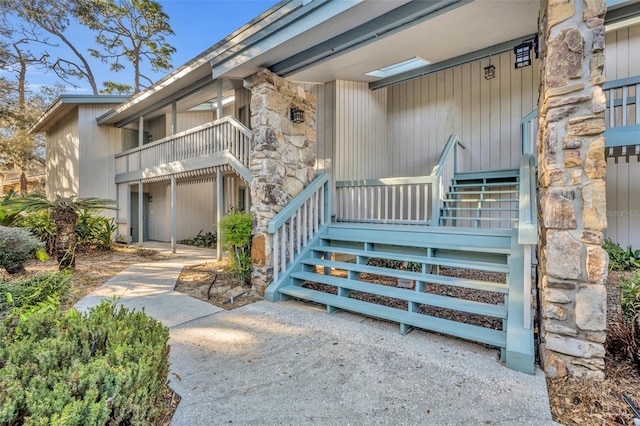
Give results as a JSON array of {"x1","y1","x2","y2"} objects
[
  {"x1": 52, "y1": 208, "x2": 79, "y2": 270},
  {"x1": 19, "y1": 170, "x2": 27, "y2": 196}
]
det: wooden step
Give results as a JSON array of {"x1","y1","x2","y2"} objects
[
  {"x1": 279, "y1": 284, "x2": 507, "y2": 348},
  {"x1": 301, "y1": 258, "x2": 509, "y2": 293},
  {"x1": 310, "y1": 245, "x2": 509, "y2": 274},
  {"x1": 450, "y1": 182, "x2": 519, "y2": 189},
  {"x1": 440, "y1": 216, "x2": 517, "y2": 222},
  {"x1": 447, "y1": 190, "x2": 518, "y2": 196},
  {"x1": 454, "y1": 169, "x2": 520, "y2": 180},
  {"x1": 443, "y1": 198, "x2": 518, "y2": 203},
  {"x1": 323, "y1": 225, "x2": 512, "y2": 254},
  {"x1": 292, "y1": 270, "x2": 507, "y2": 318},
  {"x1": 441, "y1": 207, "x2": 518, "y2": 212}
]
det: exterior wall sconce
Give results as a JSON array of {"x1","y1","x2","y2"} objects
[
  {"x1": 484, "y1": 64, "x2": 496, "y2": 80},
  {"x1": 290, "y1": 107, "x2": 304, "y2": 123},
  {"x1": 514, "y1": 36, "x2": 538, "y2": 69}
]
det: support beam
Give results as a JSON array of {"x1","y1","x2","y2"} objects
[
  {"x1": 216, "y1": 79, "x2": 223, "y2": 119},
  {"x1": 217, "y1": 168, "x2": 223, "y2": 260},
  {"x1": 171, "y1": 175, "x2": 177, "y2": 254},
  {"x1": 138, "y1": 116, "x2": 144, "y2": 147},
  {"x1": 138, "y1": 181, "x2": 144, "y2": 246},
  {"x1": 171, "y1": 101, "x2": 177, "y2": 135},
  {"x1": 125, "y1": 184, "x2": 131, "y2": 243}
]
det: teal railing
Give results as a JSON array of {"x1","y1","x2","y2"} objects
[
  {"x1": 266, "y1": 174, "x2": 331, "y2": 285},
  {"x1": 334, "y1": 134, "x2": 466, "y2": 226}
]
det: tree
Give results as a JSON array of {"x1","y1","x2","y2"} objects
[
  {"x1": 0, "y1": 14, "x2": 60, "y2": 195},
  {"x1": 1, "y1": 0, "x2": 100, "y2": 94},
  {"x1": 4, "y1": 194, "x2": 116, "y2": 270},
  {"x1": 76, "y1": 0, "x2": 175, "y2": 94}
]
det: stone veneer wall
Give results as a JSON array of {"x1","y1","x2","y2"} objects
[
  {"x1": 245, "y1": 68, "x2": 317, "y2": 295},
  {"x1": 537, "y1": 0, "x2": 609, "y2": 379}
]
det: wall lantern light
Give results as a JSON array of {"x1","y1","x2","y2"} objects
[
  {"x1": 484, "y1": 64, "x2": 496, "y2": 80},
  {"x1": 514, "y1": 36, "x2": 538, "y2": 69},
  {"x1": 290, "y1": 107, "x2": 304, "y2": 123}
]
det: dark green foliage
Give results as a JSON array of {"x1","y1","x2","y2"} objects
[
  {"x1": 75, "y1": 210, "x2": 117, "y2": 251},
  {"x1": 0, "y1": 272, "x2": 71, "y2": 321},
  {"x1": 608, "y1": 272, "x2": 640, "y2": 372},
  {"x1": 603, "y1": 238, "x2": 640, "y2": 271},
  {"x1": 0, "y1": 226, "x2": 44, "y2": 274},
  {"x1": 15, "y1": 210, "x2": 56, "y2": 254},
  {"x1": 220, "y1": 211, "x2": 252, "y2": 285},
  {"x1": 178, "y1": 229, "x2": 216, "y2": 248},
  {"x1": 0, "y1": 191, "x2": 21, "y2": 226},
  {"x1": 0, "y1": 302, "x2": 171, "y2": 425},
  {"x1": 621, "y1": 273, "x2": 640, "y2": 323}
]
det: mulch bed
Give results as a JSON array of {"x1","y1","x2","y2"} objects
[{"x1": 174, "y1": 259, "x2": 262, "y2": 310}]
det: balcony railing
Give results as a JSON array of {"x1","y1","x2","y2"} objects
[{"x1": 115, "y1": 116, "x2": 251, "y2": 177}]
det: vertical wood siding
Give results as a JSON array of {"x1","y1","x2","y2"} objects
[
  {"x1": 333, "y1": 80, "x2": 388, "y2": 180},
  {"x1": 146, "y1": 115, "x2": 166, "y2": 142},
  {"x1": 78, "y1": 105, "x2": 123, "y2": 208},
  {"x1": 46, "y1": 108, "x2": 79, "y2": 198},
  {"x1": 605, "y1": 23, "x2": 640, "y2": 247},
  {"x1": 144, "y1": 174, "x2": 245, "y2": 242},
  {"x1": 387, "y1": 51, "x2": 540, "y2": 176}
]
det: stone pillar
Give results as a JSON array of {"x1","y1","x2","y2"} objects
[
  {"x1": 537, "y1": 0, "x2": 609, "y2": 379},
  {"x1": 245, "y1": 68, "x2": 317, "y2": 295}
]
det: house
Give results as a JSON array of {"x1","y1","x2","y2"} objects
[{"x1": 32, "y1": 0, "x2": 640, "y2": 379}]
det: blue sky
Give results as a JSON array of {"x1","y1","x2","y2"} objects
[{"x1": 9, "y1": 0, "x2": 279, "y2": 94}]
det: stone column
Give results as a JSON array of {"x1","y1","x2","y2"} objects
[
  {"x1": 245, "y1": 68, "x2": 317, "y2": 295},
  {"x1": 537, "y1": 0, "x2": 609, "y2": 379}
]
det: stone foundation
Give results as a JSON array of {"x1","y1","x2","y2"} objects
[
  {"x1": 537, "y1": 0, "x2": 608, "y2": 379},
  {"x1": 244, "y1": 69, "x2": 317, "y2": 295}
]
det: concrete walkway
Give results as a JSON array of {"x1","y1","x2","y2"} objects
[{"x1": 75, "y1": 243, "x2": 558, "y2": 426}]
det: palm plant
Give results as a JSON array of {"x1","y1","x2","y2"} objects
[{"x1": 3, "y1": 194, "x2": 116, "y2": 270}]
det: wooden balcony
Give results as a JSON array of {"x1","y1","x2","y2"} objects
[{"x1": 114, "y1": 116, "x2": 251, "y2": 184}]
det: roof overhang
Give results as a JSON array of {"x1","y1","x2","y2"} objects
[
  {"x1": 30, "y1": 95, "x2": 130, "y2": 133},
  {"x1": 94, "y1": 0, "x2": 640, "y2": 128}
]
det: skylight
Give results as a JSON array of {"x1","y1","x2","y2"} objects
[{"x1": 365, "y1": 57, "x2": 431, "y2": 78}]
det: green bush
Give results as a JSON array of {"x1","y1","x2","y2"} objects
[
  {"x1": 15, "y1": 210, "x2": 56, "y2": 255},
  {"x1": 0, "y1": 272, "x2": 71, "y2": 322},
  {"x1": 0, "y1": 302, "x2": 170, "y2": 425},
  {"x1": 0, "y1": 226, "x2": 45, "y2": 274},
  {"x1": 75, "y1": 211, "x2": 116, "y2": 251},
  {"x1": 603, "y1": 238, "x2": 640, "y2": 271},
  {"x1": 0, "y1": 191, "x2": 21, "y2": 226},
  {"x1": 15, "y1": 210, "x2": 116, "y2": 255},
  {"x1": 178, "y1": 229, "x2": 217, "y2": 247},
  {"x1": 220, "y1": 211, "x2": 252, "y2": 285},
  {"x1": 621, "y1": 272, "x2": 640, "y2": 323}
]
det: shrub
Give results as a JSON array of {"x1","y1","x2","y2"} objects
[
  {"x1": 621, "y1": 273, "x2": 640, "y2": 324},
  {"x1": 603, "y1": 238, "x2": 640, "y2": 271},
  {"x1": 0, "y1": 302, "x2": 170, "y2": 425},
  {"x1": 0, "y1": 226, "x2": 45, "y2": 274},
  {"x1": 0, "y1": 272, "x2": 71, "y2": 321},
  {"x1": 607, "y1": 272, "x2": 640, "y2": 372},
  {"x1": 220, "y1": 211, "x2": 252, "y2": 285},
  {"x1": 15, "y1": 210, "x2": 56, "y2": 255},
  {"x1": 0, "y1": 191, "x2": 21, "y2": 226},
  {"x1": 178, "y1": 229, "x2": 216, "y2": 247},
  {"x1": 75, "y1": 210, "x2": 116, "y2": 251}
]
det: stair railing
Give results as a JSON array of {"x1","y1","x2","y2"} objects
[
  {"x1": 266, "y1": 174, "x2": 331, "y2": 284},
  {"x1": 520, "y1": 109, "x2": 538, "y2": 157},
  {"x1": 430, "y1": 134, "x2": 466, "y2": 224},
  {"x1": 333, "y1": 134, "x2": 465, "y2": 226},
  {"x1": 517, "y1": 153, "x2": 538, "y2": 329}
]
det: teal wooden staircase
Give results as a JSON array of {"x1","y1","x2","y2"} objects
[
  {"x1": 440, "y1": 169, "x2": 520, "y2": 227},
  {"x1": 263, "y1": 137, "x2": 538, "y2": 374}
]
